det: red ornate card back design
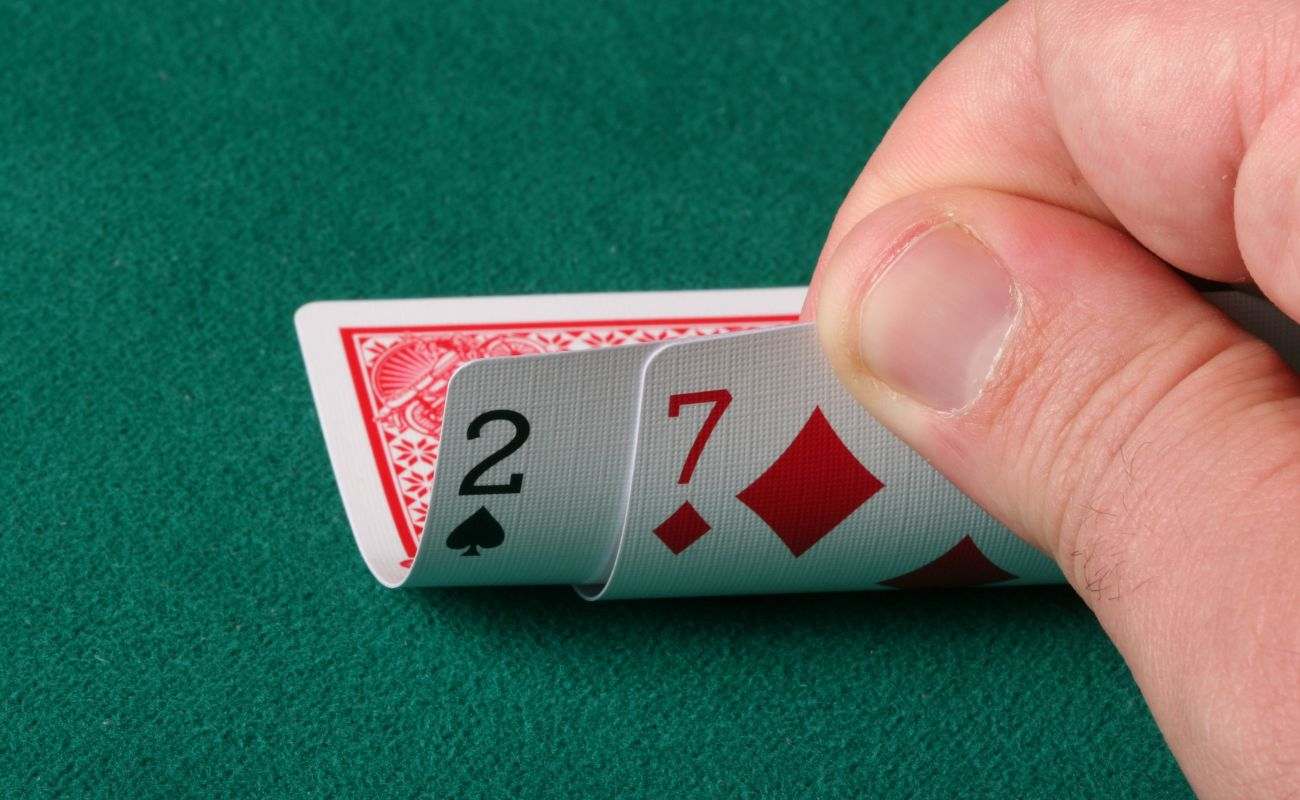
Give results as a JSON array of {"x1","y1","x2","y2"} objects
[{"x1": 340, "y1": 316, "x2": 796, "y2": 561}]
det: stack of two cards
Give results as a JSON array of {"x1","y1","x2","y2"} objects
[{"x1": 297, "y1": 287, "x2": 1065, "y2": 600}]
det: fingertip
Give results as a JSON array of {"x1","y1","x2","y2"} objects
[
  {"x1": 813, "y1": 209, "x2": 950, "y2": 351},
  {"x1": 1234, "y1": 90, "x2": 1300, "y2": 322}
]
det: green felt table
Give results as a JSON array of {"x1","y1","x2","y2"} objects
[{"x1": 2, "y1": 0, "x2": 1192, "y2": 796}]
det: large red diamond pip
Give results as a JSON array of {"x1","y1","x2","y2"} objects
[
  {"x1": 736, "y1": 407, "x2": 883, "y2": 557},
  {"x1": 879, "y1": 535, "x2": 1017, "y2": 589}
]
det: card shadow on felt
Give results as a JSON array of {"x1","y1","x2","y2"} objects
[{"x1": 405, "y1": 584, "x2": 1092, "y2": 660}]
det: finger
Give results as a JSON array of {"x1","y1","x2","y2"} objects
[
  {"x1": 807, "y1": 0, "x2": 1300, "y2": 320},
  {"x1": 814, "y1": 188, "x2": 1300, "y2": 798}
]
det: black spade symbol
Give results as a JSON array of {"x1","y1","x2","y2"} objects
[{"x1": 445, "y1": 506, "x2": 505, "y2": 556}]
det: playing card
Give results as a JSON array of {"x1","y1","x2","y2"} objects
[
  {"x1": 298, "y1": 286, "x2": 1298, "y2": 598},
  {"x1": 407, "y1": 341, "x2": 665, "y2": 586},
  {"x1": 589, "y1": 323, "x2": 1059, "y2": 599},
  {"x1": 294, "y1": 288, "x2": 803, "y2": 587}
]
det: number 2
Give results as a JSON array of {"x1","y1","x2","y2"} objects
[
  {"x1": 668, "y1": 389, "x2": 732, "y2": 484},
  {"x1": 459, "y1": 409, "x2": 531, "y2": 495}
]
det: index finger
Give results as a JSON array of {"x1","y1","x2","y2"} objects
[{"x1": 809, "y1": 0, "x2": 1300, "y2": 320}]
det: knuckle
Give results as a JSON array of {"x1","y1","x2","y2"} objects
[{"x1": 983, "y1": 305, "x2": 1294, "y2": 600}]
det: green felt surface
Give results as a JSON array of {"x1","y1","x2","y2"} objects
[{"x1": 1, "y1": 0, "x2": 1191, "y2": 796}]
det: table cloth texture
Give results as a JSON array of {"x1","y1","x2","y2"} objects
[{"x1": 2, "y1": 0, "x2": 1190, "y2": 796}]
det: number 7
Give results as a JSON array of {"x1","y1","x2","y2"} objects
[{"x1": 668, "y1": 389, "x2": 732, "y2": 484}]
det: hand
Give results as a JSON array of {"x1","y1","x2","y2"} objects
[{"x1": 805, "y1": 2, "x2": 1300, "y2": 796}]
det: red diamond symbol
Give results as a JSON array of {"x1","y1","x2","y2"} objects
[
  {"x1": 736, "y1": 407, "x2": 883, "y2": 557},
  {"x1": 879, "y1": 535, "x2": 1017, "y2": 589},
  {"x1": 653, "y1": 501, "x2": 712, "y2": 554}
]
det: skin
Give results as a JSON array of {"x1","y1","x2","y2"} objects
[{"x1": 804, "y1": 1, "x2": 1300, "y2": 796}]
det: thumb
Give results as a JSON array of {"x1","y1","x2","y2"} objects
[{"x1": 812, "y1": 188, "x2": 1300, "y2": 798}]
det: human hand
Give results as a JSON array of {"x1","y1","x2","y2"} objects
[{"x1": 806, "y1": 2, "x2": 1300, "y2": 795}]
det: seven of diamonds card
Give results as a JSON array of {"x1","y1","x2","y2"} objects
[{"x1": 296, "y1": 287, "x2": 1300, "y2": 599}]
